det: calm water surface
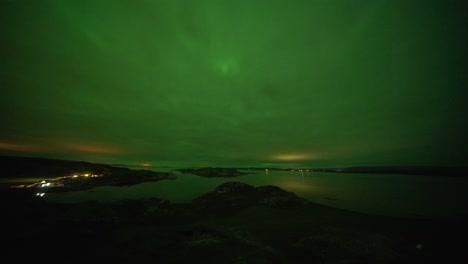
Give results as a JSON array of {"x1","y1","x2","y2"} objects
[{"x1": 44, "y1": 170, "x2": 468, "y2": 220}]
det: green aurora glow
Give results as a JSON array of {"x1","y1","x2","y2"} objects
[{"x1": 1, "y1": 0, "x2": 467, "y2": 168}]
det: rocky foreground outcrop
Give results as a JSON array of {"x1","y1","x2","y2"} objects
[
  {"x1": 37, "y1": 182, "x2": 309, "y2": 223},
  {"x1": 192, "y1": 182, "x2": 309, "y2": 213},
  {"x1": 2, "y1": 181, "x2": 465, "y2": 264}
]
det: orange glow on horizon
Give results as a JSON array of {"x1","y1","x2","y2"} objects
[
  {"x1": 272, "y1": 153, "x2": 319, "y2": 161},
  {"x1": 0, "y1": 142, "x2": 41, "y2": 152},
  {"x1": 66, "y1": 144, "x2": 123, "y2": 154},
  {"x1": 1, "y1": 140, "x2": 125, "y2": 157}
]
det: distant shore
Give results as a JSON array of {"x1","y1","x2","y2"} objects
[
  {"x1": 235, "y1": 166, "x2": 468, "y2": 177},
  {"x1": 0, "y1": 155, "x2": 176, "y2": 192},
  {"x1": 1, "y1": 155, "x2": 467, "y2": 193}
]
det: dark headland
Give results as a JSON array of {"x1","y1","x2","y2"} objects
[
  {"x1": 1, "y1": 155, "x2": 467, "y2": 263},
  {"x1": 0, "y1": 155, "x2": 176, "y2": 191}
]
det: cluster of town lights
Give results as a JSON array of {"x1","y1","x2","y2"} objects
[{"x1": 9, "y1": 173, "x2": 102, "y2": 190}]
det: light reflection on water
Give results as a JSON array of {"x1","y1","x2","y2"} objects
[{"x1": 44, "y1": 170, "x2": 468, "y2": 220}]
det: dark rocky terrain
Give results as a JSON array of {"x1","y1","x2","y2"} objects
[
  {"x1": 1, "y1": 181, "x2": 467, "y2": 264},
  {"x1": 1, "y1": 156, "x2": 467, "y2": 263}
]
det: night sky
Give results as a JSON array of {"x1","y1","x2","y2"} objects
[{"x1": 1, "y1": 0, "x2": 467, "y2": 168}]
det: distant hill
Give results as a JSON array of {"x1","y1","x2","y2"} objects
[
  {"x1": 0, "y1": 155, "x2": 120, "y2": 178},
  {"x1": 240, "y1": 166, "x2": 467, "y2": 177},
  {"x1": 0, "y1": 155, "x2": 177, "y2": 191},
  {"x1": 310, "y1": 166, "x2": 468, "y2": 176},
  {"x1": 2, "y1": 155, "x2": 466, "y2": 179}
]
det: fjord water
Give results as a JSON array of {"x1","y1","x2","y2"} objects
[{"x1": 44, "y1": 170, "x2": 468, "y2": 220}]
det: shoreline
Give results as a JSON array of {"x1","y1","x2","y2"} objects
[{"x1": 2, "y1": 181, "x2": 466, "y2": 263}]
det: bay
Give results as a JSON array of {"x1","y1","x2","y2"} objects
[{"x1": 44, "y1": 170, "x2": 468, "y2": 220}]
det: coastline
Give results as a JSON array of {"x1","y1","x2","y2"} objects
[{"x1": 2, "y1": 180, "x2": 466, "y2": 263}]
